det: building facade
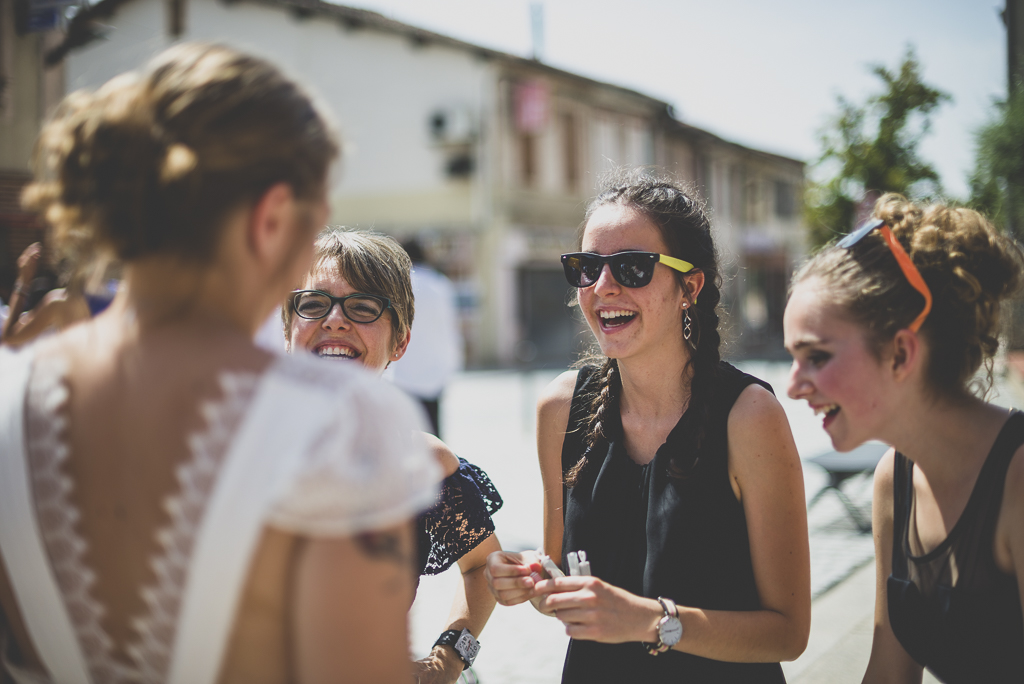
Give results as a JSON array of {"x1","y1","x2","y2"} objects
[
  {"x1": 30, "y1": 0, "x2": 806, "y2": 364},
  {"x1": 0, "y1": 0, "x2": 65, "y2": 299}
]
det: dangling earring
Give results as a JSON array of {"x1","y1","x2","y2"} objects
[{"x1": 683, "y1": 308, "x2": 693, "y2": 341}]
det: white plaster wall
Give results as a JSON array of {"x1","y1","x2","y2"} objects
[
  {"x1": 623, "y1": 117, "x2": 652, "y2": 167},
  {"x1": 64, "y1": 0, "x2": 167, "y2": 93},
  {"x1": 590, "y1": 112, "x2": 617, "y2": 178},
  {"x1": 2, "y1": 28, "x2": 47, "y2": 170},
  {"x1": 65, "y1": 0, "x2": 491, "y2": 200}
]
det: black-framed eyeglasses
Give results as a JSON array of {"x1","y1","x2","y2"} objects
[
  {"x1": 290, "y1": 290, "x2": 392, "y2": 323},
  {"x1": 560, "y1": 251, "x2": 695, "y2": 289}
]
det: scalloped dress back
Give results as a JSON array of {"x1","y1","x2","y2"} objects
[{"x1": 0, "y1": 346, "x2": 342, "y2": 684}]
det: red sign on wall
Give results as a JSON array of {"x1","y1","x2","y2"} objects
[{"x1": 514, "y1": 80, "x2": 549, "y2": 134}]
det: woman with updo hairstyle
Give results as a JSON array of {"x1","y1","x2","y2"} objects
[
  {"x1": 784, "y1": 194, "x2": 1024, "y2": 682},
  {"x1": 485, "y1": 171, "x2": 811, "y2": 682},
  {"x1": 0, "y1": 44, "x2": 439, "y2": 684}
]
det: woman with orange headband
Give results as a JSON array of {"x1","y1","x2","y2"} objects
[{"x1": 784, "y1": 194, "x2": 1024, "y2": 682}]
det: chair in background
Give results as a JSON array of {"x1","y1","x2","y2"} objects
[{"x1": 807, "y1": 442, "x2": 890, "y2": 533}]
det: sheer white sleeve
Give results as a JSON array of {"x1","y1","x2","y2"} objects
[{"x1": 266, "y1": 365, "x2": 441, "y2": 537}]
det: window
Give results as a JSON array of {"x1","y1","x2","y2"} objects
[
  {"x1": 775, "y1": 180, "x2": 796, "y2": 218},
  {"x1": 561, "y1": 112, "x2": 578, "y2": 191},
  {"x1": 520, "y1": 133, "x2": 537, "y2": 187}
]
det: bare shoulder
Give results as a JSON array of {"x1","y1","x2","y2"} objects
[
  {"x1": 726, "y1": 384, "x2": 802, "y2": 500},
  {"x1": 536, "y1": 370, "x2": 579, "y2": 479},
  {"x1": 870, "y1": 448, "x2": 899, "y2": 548},
  {"x1": 873, "y1": 448, "x2": 898, "y2": 508},
  {"x1": 727, "y1": 383, "x2": 789, "y2": 443},
  {"x1": 999, "y1": 444, "x2": 1024, "y2": 548},
  {"x1": 1004, "y1": 442, "x2": 1024, "y2": 498},
  {"x1": 423, "y1": 432, "x2": 460, "y2": 478},
  {"x1": 537, "y1": 369, "x2": 579, "y2": 427},
  {"x1": 39, "y1": 288, "x2": 70, "y2": 306}
]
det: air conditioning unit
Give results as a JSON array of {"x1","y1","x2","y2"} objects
[{"x1": 429, "y1": 107, "x2": 475, "y2": 145}]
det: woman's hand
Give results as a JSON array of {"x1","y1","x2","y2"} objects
[
  {"x1": 534, "y1": 576, "x2": 659, "y2": 643},
  {"x1": 15, "y1": 243, "x2": 41, "y2": 285},
  {"x1": 484, "y1": 550, "x2": 543, "y2": 606},
  {"x1": 412, "y1": 647, "x2": 464, "y2": 684}
]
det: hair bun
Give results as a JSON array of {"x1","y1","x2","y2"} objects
[
  {"x1": 878, "y1": 194, "x2": 1023, "y2": 393},
  {"x1": 23, "y1": 43, "x2": 338, "y2": 262},
  {"x1": 160, "y1": 143, "x2": 197, "y2": 184}
]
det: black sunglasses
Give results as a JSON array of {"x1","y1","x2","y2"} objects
[
  {"x1": 560, "y1": 251, "x2": 695, "y2": 289},
  {"x1": 291, "y1": 290, "x2": 392, "y2": 323}
]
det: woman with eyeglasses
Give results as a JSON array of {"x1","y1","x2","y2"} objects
[
  {"x1": 784, "y1": 194, "x2": 1024, "y2": 683},
  {"x1": 484, "y1": 172, "x2": 810, "y2": 683},
  {"x1": 0, "y1": 44, "x2": 439, "y2": 684},
  {"x1": 285, "y1": 228, "x2": 503, "y2": 684}
]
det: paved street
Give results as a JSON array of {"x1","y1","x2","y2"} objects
[{"x1": 408, "y1": 359, "x2": 1023, "y2": 683}]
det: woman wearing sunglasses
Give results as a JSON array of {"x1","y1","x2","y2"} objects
[
  {"x1": 285, "y1": 228, "x2": 503, "y2": 684},
  {"x1": 485, "y1": 172, "x2": 810, "y2": 682},
  {"x1": 785, "y1": 194, "x2": 1024, "y2": 683},
  {"x1": 0, "y1": 44, "x2": 439, "y2": 684}
]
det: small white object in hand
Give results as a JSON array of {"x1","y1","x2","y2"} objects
[
  {"x1": 536, "y1": 549, "x2": 592, "y2": 577},
  {"x1": 577, "y1": 550, "x2": 591, "y2": 576},
  {"x1": 567, "y1": 551, "x2": 581, "y2": 576},
  {"x1": 536, "y1": 550, "x2": 565, "y2": 578}
]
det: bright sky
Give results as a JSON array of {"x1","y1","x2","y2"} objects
[{"x1": 346, "y1": 0, "x2": 1005, "y2": 199}]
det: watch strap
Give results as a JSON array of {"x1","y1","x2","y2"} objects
[
  {"x1": 433, "y1": 628, "x2": 480, "y2": 669},
  {"x1": 644, "y1": 596, "x2": 680, "y2": 656}
]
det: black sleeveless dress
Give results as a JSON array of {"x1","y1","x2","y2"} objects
[
  {"x1": 888, "y1": 411, "x2": 1024, "y2": 683},
  {"x1": 559, "y1": 362, "x2": 786, "y2": 683}
]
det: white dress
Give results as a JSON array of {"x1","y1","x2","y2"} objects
[{"x1": 0, "y1": 345, "x2": 439, "y2": 684}]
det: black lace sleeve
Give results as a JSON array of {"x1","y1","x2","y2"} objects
[{"x1": 414, "y1": 457, "x2": 503, "y2": 576}]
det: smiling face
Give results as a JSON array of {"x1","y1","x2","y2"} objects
[
  {"x1": 577, "y1": 203, "x2": 695, "y2": 362},
  {"x1": 288, "y1": 262, "x2": 407, "y2": 373},
  {"x1": 784, "y1": 277, "x2": 896, "y2": 451}
]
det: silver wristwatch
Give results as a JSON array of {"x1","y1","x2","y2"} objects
[
  {"x1": 434, "y1": 628, "x2": 480, "y2": 669},
  {"x1": 645, "y1": 596, "x2": 683, "y2": 655}
]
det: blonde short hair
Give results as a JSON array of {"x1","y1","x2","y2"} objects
[{"x1": 284, "y1": 228, "x2": 414, "y2": 342}]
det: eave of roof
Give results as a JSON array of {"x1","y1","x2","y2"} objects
[
  {"x1": 49, "y1": 0, "x2": 668, "y2": 109},
  {"x1": 48, "y1": 0, "x2": 804, "y2": 167},
  {"x1": 668, "y1": 118, "x2": 805, "y2": 168}
]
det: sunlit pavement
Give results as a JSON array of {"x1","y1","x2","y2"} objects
[{"x1": 409, "y1": 360, "x2": 1023, "y2": 683}]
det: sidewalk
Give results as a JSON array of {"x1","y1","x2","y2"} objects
[{"x1": 782, "y1": 561, "x2": 936, "y2": 684}]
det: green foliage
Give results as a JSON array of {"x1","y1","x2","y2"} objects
[
  {"x1": 806, "y1": 48, "x2": 950, "y2": 247},
  {"x1": 968, "y1": 87, "x2": 1024, "y2": 238}
]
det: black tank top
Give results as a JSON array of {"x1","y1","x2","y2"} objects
[
  {"x1": 889, "y1": 411, "x2": 1024, "y2": 683},
  {"x1": 559, "y1": 362, "x2": 785, "y2": 684}
]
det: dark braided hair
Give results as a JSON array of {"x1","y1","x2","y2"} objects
[{"x1": 565, "y1": 170, "x2": 722, "y2": 485}]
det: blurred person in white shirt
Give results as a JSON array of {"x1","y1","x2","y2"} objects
[{"x1": 390, "y1": 238, "x2": 463, "y2": 437}]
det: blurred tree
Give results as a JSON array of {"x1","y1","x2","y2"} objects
[
  {"x1": 805, "y1": 48, "x2": 950, "y2": 247},
  {"x1": 968, "y1": 86, "x2": 1024, "y2": 350},
  {"x1": 968, "y1": 87, "x2": 1024, "y2": 238}
]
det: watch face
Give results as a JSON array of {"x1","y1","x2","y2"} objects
[
  {"x1": 455, "y1": 631, "x2": 480, "y2": 663},
  {"x1": 659, "y1": 616, "x2": 683, "y2": 647}
]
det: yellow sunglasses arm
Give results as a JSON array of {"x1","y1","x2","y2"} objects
[{"x1": 659, "y1": 254, "x2": 695, "y2": 274}]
